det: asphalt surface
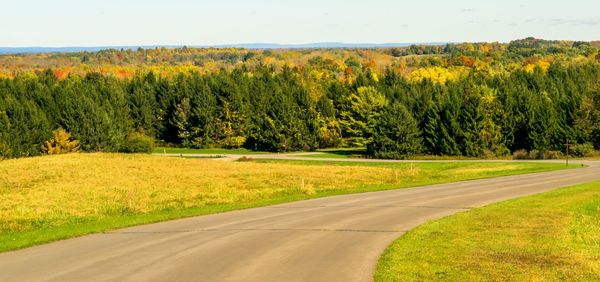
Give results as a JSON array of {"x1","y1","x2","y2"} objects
[{"x1": 1, "y1": 160, "x2": 599, "y2": 282}]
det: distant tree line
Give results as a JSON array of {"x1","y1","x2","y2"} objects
[{"x1": 1, "y1": 61, "x2": 599, "y2": 159}]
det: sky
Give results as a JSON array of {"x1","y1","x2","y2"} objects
[{"x1": 1, "y1": 0, "x2": 599, "y2": 47}]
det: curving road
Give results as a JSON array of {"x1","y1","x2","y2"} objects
[{"x1": 1, "y1": 160, "x2": 599, "y2": 282}]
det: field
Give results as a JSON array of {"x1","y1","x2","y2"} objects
[
  {"x1": 0, "y1": 153, "x2": 575, "y2": 252},
  {"x1": 291, "y1": 148, "x2": 367, "y2": 159},
  {"x1": 153, "y1": 147, "x2": 269, "y2": 155},
  {"x1": 376, "y1": 181, "x2": 600, "y2": 281}
]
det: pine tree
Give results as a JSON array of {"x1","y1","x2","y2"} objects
[
  {"x1": 368, "y1": 103, "x2": 423, "y2": 159},
  {"x1": 173, "y1": 97, "x2": 192, "y2": 146}
]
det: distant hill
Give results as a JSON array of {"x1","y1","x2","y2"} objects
[
  {"x1": 208, "y1": 42, "x2": 447, "y2": 49},
  {"x1": 0, "y1": 47, "x2": 130, "y2": 54},
  {"x1": 0, "y1": 42, "x2": 447, "y2": 54}
]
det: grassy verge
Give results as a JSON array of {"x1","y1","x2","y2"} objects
[
  {"x1": 376, "y1": 181, "x2": 600, "y2": 281},
  {"x1": 310, "y1": 148, "x2": 367, "y2": 159},
  {"x1": 292, "y1": 149, "x2": 510, "y2": 160},
  {"x1": 0, "y1": 153, "x2": 577, "y2": 253},
  {"x1": 293, "y1": 152, "x2": 356, "y2": 159},
  {"x1": 153, "y1": 147, "x2": 268, "y2": 155}
]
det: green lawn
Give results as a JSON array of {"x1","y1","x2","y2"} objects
[
  {"x1": 153, "y1": 147, "x2": 269, "y2": 155},
  {"x1": 0, "y1": 154, "x2": 579, "y2": 253},
  {"x1": 376, "y1": 181, "x2": 600, "y2": 281}
]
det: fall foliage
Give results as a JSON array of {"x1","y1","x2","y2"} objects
[
  {"x1": 1, "y1": 38, "x2": 599, "y2": 159},
  {"x1": 42, "y1": 129, "x2": 80, "y2": 155}
]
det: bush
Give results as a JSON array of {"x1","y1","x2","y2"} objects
[
  {"x1": 236, "y1": 156, "x2": 255, "y2": 162},
  {"x1": 0, "y1": 143, "x2": 11, "y2": 160},
  {"x1": 484, "y1": 147, "x2": 510, "y2": 159},
  {"x1": 512, "y1": 149, "x2": 529, "y2": 160},
  {"x1": 542, "y1": 150, "x2": 562, "y2": 159},
  {"x1": 572, "y1": 143, "x2": 595, "y2": 157},
  {"x1": 42, "y1": 128, "x2": 80, "y2": 155},
  {"x1": 119, "y1": 133, "x2": 155, "y2": 153},
  {"x1": 528, "y1": 150, "x2": 541, "y2": 159},
  {"x1": 513, "y1": 149, "x2": 562, "y2": 160},
  {"x1": 223, "y1": 136, "x2": 247, "y2": 149}
]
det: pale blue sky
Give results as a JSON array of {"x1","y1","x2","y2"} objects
[{"x1": 1, "y1": 0, "x2": 599, "y2": 47}]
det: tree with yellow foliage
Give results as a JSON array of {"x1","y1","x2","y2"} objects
[
  {"x1": 339, "y1": 86, "x2": 387, "y2": 147},
  {"x1": 408, "y1": 66, "x2": 463, "y2": 85},
  {"x1": 42, "y1": 129, "x2": 80, "y2": 155}
]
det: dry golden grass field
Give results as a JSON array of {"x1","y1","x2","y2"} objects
[{"x1": 0, "y1": 153, "x2": 573, "y2": 251}]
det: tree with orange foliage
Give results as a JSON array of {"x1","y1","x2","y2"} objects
[{"x1": 460, "y1": 56, "x2": 475, "y2": 67}]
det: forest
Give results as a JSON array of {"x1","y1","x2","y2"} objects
[{"x1": 0, "y1": 38, "x2": 599, "y2": 159}]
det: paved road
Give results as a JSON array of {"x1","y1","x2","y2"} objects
[{"x1": 1, "y1": 161, "x2": 599, "y2": 282}]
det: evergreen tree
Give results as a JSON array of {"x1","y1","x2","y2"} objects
[
  {"x1": 477, "y1": 86, "x2": 508, "y2": 156},
  {"x1": 576, "y1": 84, "x2": 600, "y2": 149},
  {"x1": 368, "y1": 103, "x2": 423, "y2": 159}
]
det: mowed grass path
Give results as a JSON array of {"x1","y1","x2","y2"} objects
[
  {"x1": 153, "y1": 147, "x2": 269, "y2": 155},
  {"x1": 376, "y1": 181, "x2": 600, "y2": 281},
  {"x1": 0, "y1": 153, "x2": 574, "y2": 252}
]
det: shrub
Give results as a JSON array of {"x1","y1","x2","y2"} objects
[
  {"x1": 223, "y1": 136, "x2": 247, "y2": 149},
  {"x1": 512, "y1": 149, "x2": 529, "y2": 160},
  {"x1": 42, "y1": 128, "x2": 80, "y2": 155},
  {"x1": 528, "y1": 150, "x2": 541, "y2": 160},
  {"x1": 479, "y1": 150, "x2": 496, "y2": 159},
  {"x1": 0, "y1": 143, "x2": 11, "y2": 160},
  {"x1": 514, "y1": 149, "x2": 562, "y2": 160},
  {"x1": 542, "y1": 150, "x2": 562, "y2": 160},
  {"x1": 119, "y1": 132, "x2": 154, "y2": 153},
  {"x1": 236, "y1": 156, "x2": 255, "y2": 162},
  {"x1": 483, "y1": 147, "x2": 510, "y2": 159},
  {"x1": 572, "y1": 143, "x2": 595, "y2": 157}
]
